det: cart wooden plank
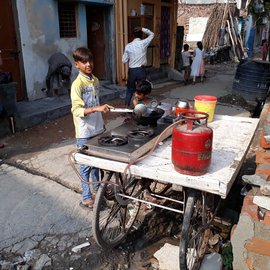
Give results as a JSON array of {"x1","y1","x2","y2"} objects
[{"x1": 74, "y1": 115, "x2": 259, "y2": 198}]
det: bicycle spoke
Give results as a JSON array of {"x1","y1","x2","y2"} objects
[{"x1": 93, "y1": 172, "x2": 142, "y2": 248}]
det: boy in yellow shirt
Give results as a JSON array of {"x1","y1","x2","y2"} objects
[{"x1": 71, "y1": 47, "x2": 113, "y2": 209}]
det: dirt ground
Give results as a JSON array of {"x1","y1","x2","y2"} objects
[
  {"x1": 0, "y1": 86, "x2": 257, "y2": 160},
  {"x1": 0, "y1": 98, "x2": 123, "y2": 159},
  {"x1": 0, "y1": 81, "x2": 185, "y2": 160}
]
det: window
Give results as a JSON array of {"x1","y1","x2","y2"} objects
[{"x1": 58, "y1": 1, "x2": 77, "y2": 38}]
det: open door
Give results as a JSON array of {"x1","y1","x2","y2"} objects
[
  {"x1": 86, "y1": 6, "x2": 106, "y2": 80},
  {"x1": 160, "y1": 6, "x2": 171, "y2": 64},
  {"x1": 0, "y1": 0, "x2": 24, "y2": 100}
]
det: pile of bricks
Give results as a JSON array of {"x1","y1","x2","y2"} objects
[{"x1": 231, "y1": 102, "x2": 270, "y2": 270}]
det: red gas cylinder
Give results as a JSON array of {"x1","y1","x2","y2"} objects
[{"x1": 171, "y1": 112, "x2": 213, "y2": 176}]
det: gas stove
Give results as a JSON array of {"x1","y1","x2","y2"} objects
[{"x1": 82, "y1": 118, "x2": 173, "y2": 163}]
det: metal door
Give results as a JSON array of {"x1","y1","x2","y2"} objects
[
  {"x1": 0, "y1": 0, "x2": 24, "y2": 100},
  {"x1": 86, "y1": 6, "x2": 106, "y2": 80}
]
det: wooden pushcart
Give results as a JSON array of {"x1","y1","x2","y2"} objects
[{"x1": 73, "y1": 115, "x2": 259, "y2": 269}]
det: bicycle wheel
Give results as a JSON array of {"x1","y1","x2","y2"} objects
[
  {"x1": 179, "y1": 190, "x2": 212, "y2": 270},
  {"x1": 93, "y1": 171, "x2": 141, "y2": 248}
]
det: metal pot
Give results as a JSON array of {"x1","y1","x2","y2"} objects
[
  {"x1": 175, "y1": 99, "x2": 190, "y2": 116},
  {"x1": 132, "y1": 108, "x2": 165, "y2": 126},
  {"x1": 175, "y1": 99, "x2": 190, "y2": 109}
]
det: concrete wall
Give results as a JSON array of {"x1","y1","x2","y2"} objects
[
  {"x1": 186, "y1": 17, "x2": 208, "y2": 42},
  {"x1": 16, "y1": 0, "x2": 88, "y2": 101},
  {"x1": 16, "y1": 0, "x2": 115, "y2": 100}
]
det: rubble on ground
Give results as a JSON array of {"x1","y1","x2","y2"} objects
[{"x1": 217, "y1": 94, "x2": 254, "y2": 111}]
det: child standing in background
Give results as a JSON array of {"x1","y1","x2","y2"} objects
[{"x1": 181, "y1": 44, "x2": 192, "y2": 85}]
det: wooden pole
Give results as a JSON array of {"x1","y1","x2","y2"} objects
[
  {"x1": 123, "y1": 0, "x2": 128, "y2": 81},
  {"x1": 227, "y1": 19, "x2": 237, "y2": 60},
  {"x1": 268, "y1": 27, "x2": 270, "y2": 61},
  {"x1": 115, "y1": 0, "x2": 121, "y2": 84},
  {"x1": 221, "y1": 2, "x2": 228, "y2": 29},
  {"x1": 228, "y1": 7, "x2": 241, "y2": 60},
  {"x1": 170, "y1": 0, "x2": 178, "y2": 68},
  {"x1": 119, "y1": 0, "x2": 125, "y2": 82}
]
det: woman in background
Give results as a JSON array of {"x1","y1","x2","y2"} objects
[{"x1": 191, "y1": 41, "x2": 205, "y2": 85}]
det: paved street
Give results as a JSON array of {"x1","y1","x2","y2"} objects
[{"x1": 0, "y1": 164, "x2": 93, "y2": 249}]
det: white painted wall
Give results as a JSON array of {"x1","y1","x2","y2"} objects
[
  {"x1": 16, "y1": 0, "x2": 88, "y2": 100},
  {"x1": 186, "y1": 17, "x2": 208, "y2": 42}
]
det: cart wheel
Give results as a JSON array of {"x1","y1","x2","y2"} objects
[
  {"x1": 93, "y1": 171, "x2": 141, "y2": 249},
  {"x1": 179, "y1": 190, "x2": 213, "y2": 270}
]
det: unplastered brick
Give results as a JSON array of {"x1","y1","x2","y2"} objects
[
  {"x1": 256, "y1": 151, "x2": 270, "y2": 164},
  {"x1": 245, "y1": 237, "x2": 270, "y2": 257},
  {"x1": 256, "y1": 163, "x2": 270, "y2": 181},
  {"x1": 260, "y1": 131, "x2": 270, "y2": 149}
]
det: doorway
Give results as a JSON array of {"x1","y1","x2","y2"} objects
[
  {"x1": 0, "y1": 0, "x2": 24, "y2": 100},
  {"x1": 160, "y1": 6, "x2": 171, "y2": 64},
  {"x1": 86, "y1": 5, "x2": 108, "y2": 80}
]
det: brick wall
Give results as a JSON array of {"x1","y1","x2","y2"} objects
[
  {"x1": 231, "y1": 101, "x2": 270, "y2": 270},
  {"x1": 177, "y1": 4, "x2": 214, "y2": 49}
]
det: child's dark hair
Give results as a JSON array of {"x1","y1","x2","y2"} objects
[
  {"x1": 183, "y1": 44, "x2": 189, "y2": 51},
  {"x1": 197, "y1": 41, "x2": 203, "y2": 50},
  {"x1": 73, "y1": 47, "x2": 93, "y2": 62},
  {"x1": 136, "y1": 80, "x2": 152, "y2": 95},
  {"x1": 133, "y1": 28, "x2": 143, "y2": 39}
]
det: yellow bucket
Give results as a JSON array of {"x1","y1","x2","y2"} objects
[{"x1": 194, "y1": 95, "x2": 217, "y2": 122}]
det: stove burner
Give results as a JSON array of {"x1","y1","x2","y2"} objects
[
  {"x1": 128, "y1": 128, "x2": 154, "y2": 139},
  {"x1": 128, "y1": 128, "x2": 154, "y2": 147},
  {"x1": 83, "y1": 120, "x2": 172, "y2": 162},
  {"x1": 98, "y1": 135, "x2": 128, "y2": 146}
]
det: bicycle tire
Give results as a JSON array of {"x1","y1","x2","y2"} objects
[
  {"x1": 93, "y1": 172, "x2": 141, "y2": 249},
  {"x1": 179, "y1": 190, "x2": 211, "y2": 270}
]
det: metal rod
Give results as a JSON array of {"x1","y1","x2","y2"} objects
[
  {"x1": 9, "y1": 116, "x2": 15, "y2": 134},
  {"x1": 150, "y1": 193, "x2": 185, "y2": 204},
  {"x1": 118, "y1": 193, "x2": 184, "y2": 214}
]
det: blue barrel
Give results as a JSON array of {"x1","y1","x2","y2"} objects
[{"x1": 232, "y1": 59, "x2": 270, "y2": 102}]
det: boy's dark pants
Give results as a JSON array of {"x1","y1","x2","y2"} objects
[{"x1": 125, "y1": 67, "x2": 146, "y2": 106}]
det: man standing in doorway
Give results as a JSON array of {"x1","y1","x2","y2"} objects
[{"x1": 122, "y1": 26, "x2": 154, "y2": 108}]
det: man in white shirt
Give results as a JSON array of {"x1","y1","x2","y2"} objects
[{"x1": 122, "y1": 27, "x2": 154, "y2": 107}]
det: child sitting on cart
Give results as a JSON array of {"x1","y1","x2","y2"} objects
[
  {"x1": 132, "y1": 80, "x2": 158, "y2": 108},
  {"x1": 123, "y1": 80, "x2": 157, "y2": 123},
  {"x1": 71, "y1": 47, "x2": 113, "y2": 209}
]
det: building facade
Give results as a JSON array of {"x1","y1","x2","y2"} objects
[{"x1": 0, "y1": 0, "x2": 178, "y2": 101}]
